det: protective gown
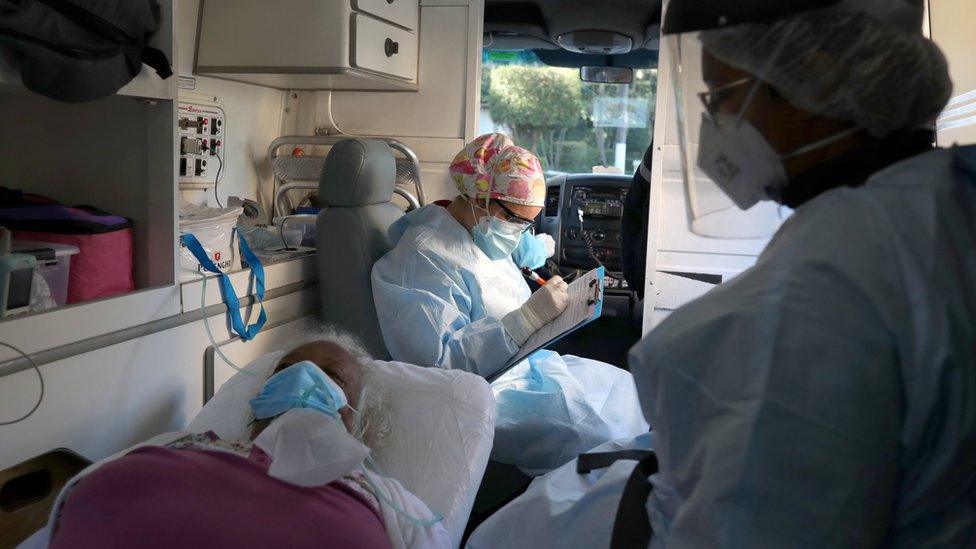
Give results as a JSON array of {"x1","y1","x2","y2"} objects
[
  {"x1": 372, "y1": 205, "x2": 648, "y2": 472},
  {"x1": 633, "y1": 146, "x2": 976, "y2": 547},
  {"x1": 469, "y1": 147, "x2": 976, "y2": 547}
]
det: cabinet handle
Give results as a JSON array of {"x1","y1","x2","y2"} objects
[{"x1": 385, "y1": 38, "x2": 400, "y2": 57}]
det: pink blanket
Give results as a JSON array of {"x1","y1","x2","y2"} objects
[{"x1": 50, "y1": 445, "x2": 392, "y2": 549}]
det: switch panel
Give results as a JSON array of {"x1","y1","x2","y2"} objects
[{"x1": 178, "y1": 101, "x2": 225, "y2": 187}]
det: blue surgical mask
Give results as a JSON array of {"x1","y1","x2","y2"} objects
[
  {"x1": 250, "y1": 360, "x2": 348, "y2": 421},
  {"x1": 469, "y1": 198, "x2": 523, "y2": 261},
  {"x1": 472, "y1": 217, "x2": 523, "y2": 261}
]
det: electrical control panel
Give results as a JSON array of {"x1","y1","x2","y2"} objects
[
  {"x1": 538, "y1": 174, "x2": 632, "y2": 274},
  {"x1": 178, "y1": 101, "x2": 225, "y2": 187}
]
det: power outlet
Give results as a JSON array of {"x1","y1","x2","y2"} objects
[{"x1": 178, "y1": 101, "x2": 225, "y2": 188}]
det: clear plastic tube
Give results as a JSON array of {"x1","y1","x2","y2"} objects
[
  {"x1": 200, "y1": 272, "x2": 253, "y2": 374},
  {"x1": 361, "y1": 455, "x2": 444, "y2": 527}
]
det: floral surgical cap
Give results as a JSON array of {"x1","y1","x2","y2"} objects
[{"x1": 449, "y1": 133, "x2": 547, "y2": 207}]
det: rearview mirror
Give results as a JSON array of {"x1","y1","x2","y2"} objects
[{"x1": 580, "y1": 66, "x2": 633, "y2": 84}]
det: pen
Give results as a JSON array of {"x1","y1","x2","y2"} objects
[{"x1": 521, "y1": 267, "x2": 547, "y2": 285}]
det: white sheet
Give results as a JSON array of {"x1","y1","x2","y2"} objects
[{"x1": 467, "y1": 433, "x2": 657, "y2": 549}]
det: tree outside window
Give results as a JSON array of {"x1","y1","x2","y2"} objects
[{"x1": 481, "y1": 50, "x2": 657, "y2": 175}]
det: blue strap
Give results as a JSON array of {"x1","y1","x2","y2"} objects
[{"x1": 181, "y1": 231, "x2": 267, "y2": 341}]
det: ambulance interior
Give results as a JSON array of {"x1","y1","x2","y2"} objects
[{"x1": 1, "y1": 0, "x2": 974, "y2": 546}]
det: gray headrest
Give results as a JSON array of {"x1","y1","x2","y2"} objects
[{"x1": 319, "y1": 139, "x2": 396, "y2": 207}]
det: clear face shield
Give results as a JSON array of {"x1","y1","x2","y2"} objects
[{"x1": 664, "y1": 32, "x2": 788, "y2": 239}]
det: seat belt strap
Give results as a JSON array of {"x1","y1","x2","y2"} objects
[
  {"x1": 577, "y1": 449, "x2": 655, "y2": 474},
  {"x1": 141, "y1": 46, "x2": 173, "y2": 78},
  {"x1": 181, "y1": 231, "x2": 266, "y2": 341},
  {"x1": 576, "y1": 449, "x2": 658, "y2": 549}
]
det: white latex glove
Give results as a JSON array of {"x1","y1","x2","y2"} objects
[
  {"x1": 537, "y1": 233, "x2": 556, "y2": 258},
  {"x1": 501, "y1": 276, "x2": 569, "y2": 345}
]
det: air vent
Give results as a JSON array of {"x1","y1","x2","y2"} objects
[{"x1": 544, "y1": 186, "x2": 561, "y2": 217}]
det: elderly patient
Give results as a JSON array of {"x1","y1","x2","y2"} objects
[{"x1": 48, "y1": 330, "x2": 448, "y2": 549}]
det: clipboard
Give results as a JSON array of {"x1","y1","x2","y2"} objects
[{"x1": 488, "y1": 266, "x2": 605, "y2": 382}]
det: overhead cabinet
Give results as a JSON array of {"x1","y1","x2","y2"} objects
[{"x1": 195, "y1": 0, "x2": 420, "y2": 91}]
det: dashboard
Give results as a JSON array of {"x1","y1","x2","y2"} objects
[{"x1": 537, "y1": 173, "x2": 633, "y2": 290}]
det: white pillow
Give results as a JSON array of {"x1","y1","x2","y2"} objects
[
  {"x1": 187, "y1": 353, "x2": 496, "y2": 547},
  {"x1": 187, "y1": 351, "x2": 284, "y2": 440}
]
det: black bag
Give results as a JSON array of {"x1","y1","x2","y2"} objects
[{"x1": 0, "y1": 0, "x2": 173, "y2": 102}]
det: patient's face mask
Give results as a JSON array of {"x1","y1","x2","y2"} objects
[
  {"x1": 251, "y1": 362, "x2": 368, "y2": 487},
  {"x1": 469, "y1": 198, "x2": 523, "y2": 261},
  {"x1": 249, "y1": 360, "x2": 348, "y2": 421},
  {"x1": 255, "y1": 408, "x2": 369, "y2": 488}
]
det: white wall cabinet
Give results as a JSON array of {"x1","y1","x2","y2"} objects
[
  {"x1": 195, "y1": 0, "x2": 420, "y2": 91},
  {"x1": 356, "y1": 0, "x2": 420, "y2": 30}
]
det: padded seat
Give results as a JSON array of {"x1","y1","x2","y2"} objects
[{"x1": 315, "y1": 139, "x2": 403, "y2": 359}]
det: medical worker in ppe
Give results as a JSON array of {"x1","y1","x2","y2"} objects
[
  {"x1": 372, "y1": 133, "x2": 647, "y2": 473},
  {"x1": 470, "y1": 2, "x2": 975, "y2": 547},
  {"x1": 631, "y1": 2, "x2": 976, "y2": 547}
]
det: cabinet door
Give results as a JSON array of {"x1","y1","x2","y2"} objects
[
  {"x1": 351, "y1": 14, "x2": 418, "y2": 81},
  {"x1": 354, "y1": 0, "x2": 419, "y2": 31}
]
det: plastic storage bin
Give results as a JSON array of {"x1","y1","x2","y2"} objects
[
  {"x1": 11, "y1": 240, "x2": 81, "y2": 307},
  {"x1": 1, "y1": 187, "x2": 135, "y2": 303},
  {"x1": 179, "y1": 205, "x2": 243, "y2": 281}
]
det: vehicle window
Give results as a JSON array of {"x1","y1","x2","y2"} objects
[{"x1": 480, "y1": 50, "x2": 657, "y2": 176}]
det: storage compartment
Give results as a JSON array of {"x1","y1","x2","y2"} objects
[
  {"x1": 352, "y1": 14, "x2": 419, "y2": 81},
  {"x1": 354, "y1": 0, "x2": 419, "y2": 31},
  {"x1": 10, "y1": 241, "x2": 79, "y2": 307},
  {"x1": 0, "y1": 90, "x2": 176, "y2": 304},
  {"x1": 195, "y1": 0, "x2": 419, "y2": 90}
]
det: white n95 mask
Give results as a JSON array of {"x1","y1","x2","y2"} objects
[
  {"x1": 697, "y1": 112, "x2": 788, "y2": 210},
  {"x1": 254, "y1": 408, "x2": 369, "y2": 487},
  {"x1": 698, "y1": 111, "x2": 864, "y2": 210}
]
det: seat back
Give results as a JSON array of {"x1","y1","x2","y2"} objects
[{"x1": 315, "y1": 139, "x2": 402, "y2": 359}]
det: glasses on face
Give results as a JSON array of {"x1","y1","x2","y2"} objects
[
  {"x1": 491, "y1": 199, "x2": 536, "y2": 234},
  {"x1": 697, "y1": 77, "x2": 754, "y2": 119}
]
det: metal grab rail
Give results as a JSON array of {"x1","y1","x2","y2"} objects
[
  {"x1": 268, "y1": 135, "x2": 425, "y2": 218},
  {"x1": 273, "y1": 182, "x2": 420, "y2": 217}
]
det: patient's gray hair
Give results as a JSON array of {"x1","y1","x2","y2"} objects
[
  {"x1": 282, "y1": 324, "x2": 373, "y2": 361},
  {"x1": 280, "y1": 324, "x2": 391, "y2": 451}
]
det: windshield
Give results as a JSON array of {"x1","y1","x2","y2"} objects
[{"x1": 480, "y1": 50, "x2": 658, "y2": 175}]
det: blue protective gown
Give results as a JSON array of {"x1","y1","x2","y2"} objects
[
  {"x1": 372, "y1": 205, "x2": 648, "y2": 472},
  {"x1": 512, "y1": 231, "x2": 549, "y2": 270},
  {"x1": 631, "y1": 147, "x2": 976, "y2": 547}
]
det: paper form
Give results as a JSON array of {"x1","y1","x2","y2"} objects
[{"x1": 504, "y1": 266, "x2": 605, "y2": 368}]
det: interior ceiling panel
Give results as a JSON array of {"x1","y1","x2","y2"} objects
[{"x1": 485, "y1": 0, "x2": 663, "y2": 48}]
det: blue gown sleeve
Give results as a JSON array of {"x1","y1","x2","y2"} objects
[
  {"x1": 372, "y1": 250, "x2": 520, "y2": 379},
  {"x1": 511, "y1": 231, "x2": 547, "y2": 270}
]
